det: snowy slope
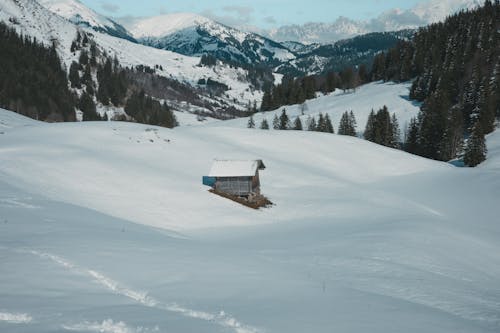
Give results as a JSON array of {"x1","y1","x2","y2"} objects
[
  {"x1": 0, "y1": 0, "x2": 262, "y2": 112},
  {"x1": 125, "y1": 13, "x2": 212, "y2": 39},
  {"x1": 38, "y1": 0, "x2": 134, "y2": 40},
  {"x1": 211, "y1": 81, "x2": 421, "y2": 135},
  {"x1": 1, "y1": 108, "x2": 500, "y2": 333}
]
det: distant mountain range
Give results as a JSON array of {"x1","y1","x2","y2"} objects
[
  {"x1": 262, "y1": 0, "x2": 486, "y2": 44},
  {"x1": 8, "y1": 0, "x2": 488, "y2": 79}
]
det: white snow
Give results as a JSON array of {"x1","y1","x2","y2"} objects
[
  {"x1": 123, "y1": 13, "x2": 211, "y2": 39},
  {"x1": 1, "y1": 107, "x2": 500, "y2": 332},
  {"x1": 38, "y1": 0, "x2": 117, "y2": 30},
  {"x1": 208, "y1": 160, "x2": 263, "y2": 177},
  {"x1": 0, "y1": 312, "x2": 32, "y2": 324}
]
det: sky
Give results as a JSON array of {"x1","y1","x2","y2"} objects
[{"x1": 80, "y1": 0, "x2": 424, "y2": 28}]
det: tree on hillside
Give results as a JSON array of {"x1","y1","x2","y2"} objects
[
  {"x1": 247, "y1": 115, "x2": 255, "y2": 129},
  {"x1": 69, "y1": 61, "x2": 81, "y2": 88},
  {"x1": 338, "y1": 111, "x2": 357, "y2": 136},
  {"x1": 307, "y1": 116, "x2": 317, "y2": 131},
  {"x1": 80, "y1": 92, "x2": 100, "y2": 121},
  {"x1": 364, "y1": 110, "x2": 376, "y2": 141},
  {"x1": 272, "y1": 114, "x2": 280, "y2": 129},
  {"x1": 260, "y1": 118, "x2": 269, "y2": 129},
  {"x1": 293, "y1": 117, "x2": 303, "y2": 130},
  {"x1": 464, "y1": 122, "x2": 487, "y2": 167},
  {"x1": 324, "y1": 113, "x2": 334, "y2": 133},
  {"x1": 279, "y1": 109, "x2": 290, "y2": 130},
  {"x1": 404, "y1": 117, "x2": 420, "y2": 154},
  {"x1": 391, "y1": 113, "x2": 401, "y2": 148}
]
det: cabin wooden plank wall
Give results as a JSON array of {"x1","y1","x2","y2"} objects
[{"x1": 216, "y1": 177, "x2": 252, "y2": 196}]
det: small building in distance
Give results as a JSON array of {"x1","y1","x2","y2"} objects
[{"x1": 204, "y1": 159, "x2": 266, "y2": 198}]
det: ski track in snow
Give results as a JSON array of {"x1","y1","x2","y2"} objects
[
  {"x1": 62, "y1": 318, "x2": 159, "y2": 333},
  {"x1": 0, "y1": 311, "x2": 33, "y2": 324},
  {"x1": 27, "y1": 250, "x2": 261, "y2": 333}
]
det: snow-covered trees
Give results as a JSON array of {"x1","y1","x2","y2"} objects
[{"x1": 373, "y1": 0, "x2": 499, "y2": 163}]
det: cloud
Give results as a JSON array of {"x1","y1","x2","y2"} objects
[
  {"x1": 100, "y1": 2, "x2": 120, "y2": 13},
  {"x1": 201, "y1": 5, "x2": 255, "y2": 27},
  {"x1": 263, "y1": 16, "x2": 277, "y2": 25}
]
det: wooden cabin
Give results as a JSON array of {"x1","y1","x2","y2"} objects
[{"x1": 206, "y1": 160, "x2": 266, "y2": 197}]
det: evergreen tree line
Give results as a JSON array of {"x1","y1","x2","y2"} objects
[
  {"x1": 260, "y1": 65, "x2": 368, "y2": 112},
  {"x1": 124, "y1": 91, "x2": 177, "y2": 128},
  {"x1": 371, "y1": 1, "x2": 499, "y2": 165},
  {"x1": 249, "y1": 109, "x2": 361, "y2": 136},
  {"x1": 0, "y1": 22, "x2": 76, "y2": 121}
]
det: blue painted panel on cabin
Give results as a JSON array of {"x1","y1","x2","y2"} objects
[{"x1": 203, "y1": 176, "x2": 216, "y2": 187}]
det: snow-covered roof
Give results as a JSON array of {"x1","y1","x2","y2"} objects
[{"x1": 208, "y1": 160, "x2": 265, "y2": 177}]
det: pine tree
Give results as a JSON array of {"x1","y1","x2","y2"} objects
[
  {"x1": 69, "y1": 61, "x2": 81, "y2": 88},
  {"x1": 405, "y1": 117, "x2": 420, "y2": 154},
  {"x1": 279, "y1": 109, "x2": 290, "y2": 130},
  {"x1": 464, "y1": 122, "x2": 487, "y2": 167},
  {"x1": 391, "y1": 113, "x2": 401, "y2": 148},
  {"x1": 261, "y1": 90, "x2": 273, "y2": 111},
  {"x1": 317, "y1": 113, "x2": 325, "y2": 132},
  {"x1": 247, "y1": 116, "x2": 255, "y2": 129},
  {"x1": 293, "y1": 117, "x2": 303, "y2": 130},
  {"x1": 272, "y1": 114, "x2": 280, "y2": 129},
  {"x1": 348, "y1": 111, "x2": 357, "y2": 136},
  {"x1": 260, "y1": 118, "x2": 269, "y2": 129},
  {"x1": 324, "y1": 113, "x2": 334, "y2": 133},
  {"x1": 364, "y1": 110, "x2": 376, "y2": 141},
  {"x1": 307, "y1": 116, "x2": 317, "y2": 131},
  {"x1": 80, "y1": 92, "x2": 100, "y2": 121},
  {"x1": 338, "y1": 111, "x2": 354, "y2": 135}
]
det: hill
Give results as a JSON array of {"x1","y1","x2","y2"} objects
[{"x1": 1, "y1": 108, "x2": 500, "y2": 332}]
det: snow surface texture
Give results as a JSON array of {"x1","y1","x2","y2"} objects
[
  {"x1": 1, "y1": 107, "x2": 500, "y2": 332},
  {"x1": 38, "y1": 0, "x2": 117, "y2": 31},
  {"x1": 208, "y1": 160, "x2": 262, "y2": 177}
]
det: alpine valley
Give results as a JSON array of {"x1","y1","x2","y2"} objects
[{"x1": 0, "y1": 0, "x2": 499, "y2": 333}]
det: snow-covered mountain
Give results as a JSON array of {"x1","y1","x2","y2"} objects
[
  {"x1": 38, "y1": 0, "x2": 134, "y2": 41},
  {"x1": 266, "y1": 0, "x2": 486, "y2": 44},
  {"x1": 120, "y1": 13, "x2": 295, "y2": 67},
  {"x1": 0, "y1": 0, "x2": 265, "y2": 117}
]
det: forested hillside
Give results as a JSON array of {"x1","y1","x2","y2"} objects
[
  {"x1": 372, "y1": 0, "x2": 499, "y2": 164},
  {"x1": 0, "y1": 22, "x2": 76, "y2": 121},
  {"x1": 0, "y1": 23, "x2": 177, "y2": 128}
]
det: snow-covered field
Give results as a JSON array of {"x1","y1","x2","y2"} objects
[{"x1": 1, "y1": 108, "x2": 500, "y2": 333}]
